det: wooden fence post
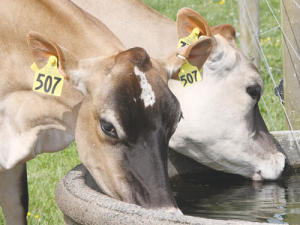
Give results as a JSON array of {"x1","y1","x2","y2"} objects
[
  {"x1": 281, "y1": 0, "x2": 300, "y2": 130},
  {"x1": 238, "y1": 0, "x2": 260, "y2": 69}
]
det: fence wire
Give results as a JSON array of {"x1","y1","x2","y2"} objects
[{"x1": 233, "y1": 0, "x2": 300, "y2": 154}]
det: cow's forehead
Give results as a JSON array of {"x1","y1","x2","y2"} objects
[
  {"x1": 212, "y1": 35, "x2": 263, "y2": 86},
  {"x1": 233, "y1": 51, "x2": 263, "y2": 87},
  {"x1": 104, "y1": 66, "x2": 175, "y2": 112},
  {"x1": 98, "y1": 68, "x2": 180, "y2": 142}
]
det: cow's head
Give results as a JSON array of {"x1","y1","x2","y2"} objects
[
  {"x1": 169, "y1": 8, "x2": 285, "y2": 181},
  {"x1": 27, "y1": 31, "x2": 210, "y2": 211}
]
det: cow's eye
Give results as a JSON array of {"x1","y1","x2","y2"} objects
[
  {"x1": 247, "y1": 86, "x2": 261, "y2": 101},
  {"x1": 100, "y1": 119, "x2": 118, "y2": 138}
]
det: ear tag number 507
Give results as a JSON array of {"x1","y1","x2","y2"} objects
[
  {"x1": 178, "y1": 61, "x2": 202, "y2": 87},
  {"x1": 31, "y1": 56, "x2": 64, "y2": 96}
]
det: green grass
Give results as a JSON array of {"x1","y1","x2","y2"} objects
[
  {"x1": 0, "y1": 0, "x2": 284, "y2": 224},
  {"x1": 0, "y1": 143, "x2": 81, "y2": 224}
]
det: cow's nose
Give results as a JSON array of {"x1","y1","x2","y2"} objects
[{"x1": 252, "y1": 170, "x2": 262, "y2": 181}]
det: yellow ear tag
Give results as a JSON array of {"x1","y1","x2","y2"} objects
[
  {"x1": 30, "y1": 62, "x2": 39, "y2": 72},
  {"x1": 178, "y1": 28, "x2": 200, "y2": 48},
  {"x1": 178, "y1": 61, "x2": 202, "y2": 87},
  {"x1": 31, "y1": 56, "x2": 64, "y2": 96},
  {"x1": 177, "y1": 28, "x2": 202, "y2": 87}
]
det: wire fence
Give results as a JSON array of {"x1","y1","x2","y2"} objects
[{"x1": 232, "y1": 0, "x2": 300, "y2": 153}]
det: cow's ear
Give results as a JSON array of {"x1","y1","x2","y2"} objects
[
  {"x1": 211, "y1": 24, "x2": 237, "y2": 46},
  {"x1": 27, "y1": 32, "x2": 90, "y2": 95},
  {"x1": 27, "y1": 31, "x2": 78, "y2": 80},
  {"x1": 164, "y1": 35, "x2": 212, "y2": 80},
  {"x1": 165, "y1": 8, "x2": 213, "y2": 80},
  {"x1": 177, "y1": 8, "x2": 212, "y2": 41}
]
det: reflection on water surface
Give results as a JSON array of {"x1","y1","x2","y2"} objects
[{"x1": 172, "y1": 170, "x2": 300, "y2": 224}]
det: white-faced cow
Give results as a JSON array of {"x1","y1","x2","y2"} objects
[
  {"x1": 0, "y1": 0, "x2": 212, "y2": 224},
  {"x1": 72, "y1": 0, "x2": 286, "y2": 181}
]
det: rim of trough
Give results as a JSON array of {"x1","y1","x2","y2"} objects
[{"x1": 55, "y1": 164, "x2": 271, "y2": 225}]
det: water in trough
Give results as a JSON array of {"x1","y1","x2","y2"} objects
[{"x1": 172, "y1": 169, "x2": 300, "y2": 224}]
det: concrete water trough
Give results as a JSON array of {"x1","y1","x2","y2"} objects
[{"x1": 55, "y1": 131, "x2": 300, "y2": 225}]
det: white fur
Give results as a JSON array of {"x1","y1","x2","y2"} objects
[
  {"x1": 67, "y1": 69, "x2": 88, "y2": 95},
  {"x1": 0, "y1": 97, "x2": 37, "y2": 171},
  {"x1": 169, "y1": 35, "x2": 285, "y2": 180},
  {"x1": 0, "y1": 94, "x2": 73, "y2": 171},
  {"x1": 134, "y1": 66, "x2": 155, "y2": 108}
]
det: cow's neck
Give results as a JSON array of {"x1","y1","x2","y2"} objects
[
  {"x1": 2, "y1": 0, "x2": 125, "y2": 59},
  {"x1": 72, "y1": 0, "x2": 178, "y2": 59}
]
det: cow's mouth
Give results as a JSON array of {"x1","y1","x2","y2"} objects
[{"x1": 252, "y1": 171, "x2": 262, "y2": 181}]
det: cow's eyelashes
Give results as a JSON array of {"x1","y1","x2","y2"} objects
[
  {"x1": 100, "y1": 119, "x2": 118, "y2": 138},
  {"x1": 246, "y1": 86, "x2": 261, "y2": 101},
  {"x1": 178, "y1": 112, "x2": 184, "y2": 123}
]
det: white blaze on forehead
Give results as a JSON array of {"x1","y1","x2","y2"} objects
[{"x1": 134, "y1": 66, "x2": 156, "y2": 108}]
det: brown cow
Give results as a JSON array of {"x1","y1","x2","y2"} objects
[
  {"x1": 72, "y1": 0, "x2": 286, "y2": 181},
  {"x1": 0, "y1": 0, "x2": 212, "y2": 223}
]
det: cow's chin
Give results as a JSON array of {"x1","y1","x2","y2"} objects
[{"x1": 169, "y1": 139, "x2": 286, "y2": 181}]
